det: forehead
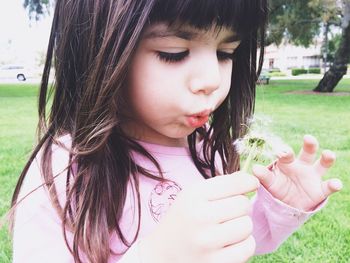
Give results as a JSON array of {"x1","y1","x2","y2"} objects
[{"x1": 143, "y1": 23, "x2": 240, "y2": 43}]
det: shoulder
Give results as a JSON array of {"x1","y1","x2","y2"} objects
[
  {"x1": 12, "y1": 134, "x2": 77, "y2": 261},
  {"x1": 51, "y1": 134, "x2": 73, "y2": 177},
  {"x1": 17, "y1": 134, "x2": 73, "y2": 206},
  {"x1": 52, "y1": 133, "x2": 72, "y2": 152}
]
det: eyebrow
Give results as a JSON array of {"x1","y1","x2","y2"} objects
[{"x1": 144, "y1": 28, "x2": 241, "y2": 43}]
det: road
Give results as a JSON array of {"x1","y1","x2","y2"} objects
[{"x1": 0, "y1": 77, "x2": 43, "y2": 84}]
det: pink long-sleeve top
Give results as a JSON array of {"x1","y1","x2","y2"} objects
[{"x1": 12, "y1": 135, "x2": 324, "y2": 262}]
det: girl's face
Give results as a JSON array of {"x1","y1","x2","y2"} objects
[{"x1": 125, "y1": 23, "x2": 240, "y2": 146}]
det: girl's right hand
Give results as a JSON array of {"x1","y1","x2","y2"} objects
[{"x1": 140, "y1": 172, "x2": 260, "y2": 263}]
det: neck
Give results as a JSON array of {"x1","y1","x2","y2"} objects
[{"x1": 121, "y1": 123, "x2": 188, "y2": 147}]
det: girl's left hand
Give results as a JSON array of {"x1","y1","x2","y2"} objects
[{"x1": 252, "y1": 135, "x2": 343, "y2": 211}]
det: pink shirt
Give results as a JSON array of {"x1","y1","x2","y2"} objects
[{"x1": 12, "y1": 135, "x2": 324, "y2": 262}]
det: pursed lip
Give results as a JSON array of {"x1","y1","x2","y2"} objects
[
  {"x1": 187, "y1": 109, "x2": 212, "y2": 117},
  {"x1": 186, "y1": 109, "x2": 212, "y2": 128}
]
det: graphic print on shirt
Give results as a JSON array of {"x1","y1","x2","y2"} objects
[{"x1": 149, "y1": 180, "x2": 182, "y2": 222}]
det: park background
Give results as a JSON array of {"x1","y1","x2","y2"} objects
[{"x1": 1, "y1": 0, "x2": 350, "y2": 262}]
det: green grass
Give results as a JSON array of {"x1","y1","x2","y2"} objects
[
  {"x1": 0, "y1": 80, "x2": 349, "y2": 262},
  {"x1": 0, "y1": 84, "x2": 38, "y2": 261},
  {"x1": 252, "y1": 79, "x2": 350, "y2": 262}
]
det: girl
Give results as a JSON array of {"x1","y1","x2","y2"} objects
[{"x1": 10, "y1": 0, "x2": 342, "y2": 262}]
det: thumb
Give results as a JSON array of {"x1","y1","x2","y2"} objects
[
  {"x1": 252, "y1": 164, "x2": 275, "y2": 189},
  {"x1": 322, "y1": 179, "x2": 343, "y2": 198}
]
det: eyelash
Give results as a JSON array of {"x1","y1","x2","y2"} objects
[
  {"x1": 157, "y1": 51, "x2": 189, "y2": 63},
  {"x1": 156, "y1": 50, "x2": 234, "y2": 63}
]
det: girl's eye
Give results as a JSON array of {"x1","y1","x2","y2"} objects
[
  {"x1": 156, "y1": 51, "x2": 189, "y2": 63},
  {"x1": 156, "y1": 50, "x2": 234, "y2": 63},
  {"x1": 217, "y1": 51, "x2": 234, "y2": 62}
]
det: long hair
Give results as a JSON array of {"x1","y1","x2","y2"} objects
[{"x1": 11, "y1": 0, "x2": 268, "y2": 262}]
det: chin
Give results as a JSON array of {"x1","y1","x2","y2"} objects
[{"x1": 170, "y1": 127, "x2": 196, "y2": 138}]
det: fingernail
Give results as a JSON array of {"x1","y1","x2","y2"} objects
[
  {"x1": 277, "y1": 150, "x2": 289, "y2": 158},
  {"x1": 332, "y1": 180, "x2": 343, "y2": 191}
]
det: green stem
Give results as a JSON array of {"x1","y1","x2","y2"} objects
[{"x1": 241, "y1": 142, "x2": 257, "y2": 173}]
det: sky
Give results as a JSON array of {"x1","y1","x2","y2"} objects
[{"x1": 0, "y1": 0, "x2": 52, "y2": 66}]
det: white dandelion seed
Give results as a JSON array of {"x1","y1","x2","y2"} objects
[{"x1": 234, "y1": 115, "x2": 288, "y2": 172}]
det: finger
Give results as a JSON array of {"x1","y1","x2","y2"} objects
[
  {"x1": 212, "y1": 235, "x2": 255, "y2": 263},
  {"x1": 277, "y1": 147, "x2": 295, "y2": 165},
  {"x1": 252, "y1": 164, "x2": 275, "y2": 189},
  {"x1": 197, "y1": 172, "x2": 260, "y2": 201},
  {"x1": 203, "y1": 195, "x2": 252, "y2": 223},
  {"x1": 198, "y1": 216, "x2": 253, "y2": 249},
  {"x1": 314, "y1": 150, "x2": 336, "y2": 176},
  {"x1": 321, "y1": 179, "x2": 343, "y2": 198},
  {"x1": 298, "y1": 134, "x2": 319, "y2": 163}
]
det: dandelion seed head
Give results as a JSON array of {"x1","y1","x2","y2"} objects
[{"x1": 234, "y1": 115, "x2": 288, "y2": 163}]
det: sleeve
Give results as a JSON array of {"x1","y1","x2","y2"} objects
[
  {"x1": 117, "y1": 240, "x2": 143, "y2": 263},
  {"x1": 11, "y1": 137, "x2": 141, "y2": 263},
  {"x1": 12, "y1": 151, "x2": 75, "y2": 263},
  {"x1": 251, "y1": 185, "x2": 327, "y2": 255},
  {"x1": 13, "y1": 193, "x2": 143, "y2": 263}
]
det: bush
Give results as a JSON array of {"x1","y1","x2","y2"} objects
[
  {"x1": 308, "y1": 67, "x2": 321, "y2": 74},
  {"x1": 291, "y1": 68, "x2": 307, "y2": 76}
]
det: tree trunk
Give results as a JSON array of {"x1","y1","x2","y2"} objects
[
  {"x1": 314, "y1": 1, "x2": 350, "y2": 92},
  {"x1": 321, "y1": 22, "x2": 329, "y2": 74}
]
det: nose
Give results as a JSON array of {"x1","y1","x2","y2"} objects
[{"x1": 189, "y1": 54, "x2": 221, "y2": 95}]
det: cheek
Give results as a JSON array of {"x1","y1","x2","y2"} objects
[
  {"x1": 128, "y1": 56, "x2": 180, "y2": 114},
  {"x1": 220, "y1": 63, "x2": 233, "y2": 97},
  {"x1": 131, "y1": 56, "x2": 186, "y2": 100},
  {"x1": 129, "y1": 56, "x2": 159, "y2": 99}
]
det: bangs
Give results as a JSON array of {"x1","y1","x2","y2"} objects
[{"x1": 149, "y1": 0, "x2": 267, "y2": 38}]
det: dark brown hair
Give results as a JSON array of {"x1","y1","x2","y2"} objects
[{"x1": 11, "y1": 0, "x2": 268, "y2": 262}]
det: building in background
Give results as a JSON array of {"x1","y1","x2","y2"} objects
[{"x1": 262, "y1": 39, "x2": 323, "y2": 74}]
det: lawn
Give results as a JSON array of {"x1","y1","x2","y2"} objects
[{"x1": 0, "y1": 79, "x2": 349, "y2": 262}]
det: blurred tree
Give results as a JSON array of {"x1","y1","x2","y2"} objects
[
  {"x1": 268, "y1": 0, "x2": 350, "y2": 92},
  {"x1": 267, "y1": 0, "x2": 329, "y2": 47},
  {"x1": 327, "y1": 33, "x2": 342, "y2": 62},
  {"x1": 313, "y1": 1, "x2": 350, "y2": 92},
  {"x1": 23, "y1": 0, "x2": 50, "y2": 21}
]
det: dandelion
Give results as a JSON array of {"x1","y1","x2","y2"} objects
[{"x1": 234, "y1": 115, "x2": 288, "y2": 172}]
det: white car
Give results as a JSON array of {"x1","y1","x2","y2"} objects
[{"x1": 0, "y1": 64, "x2": 33, "y2": 81}]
